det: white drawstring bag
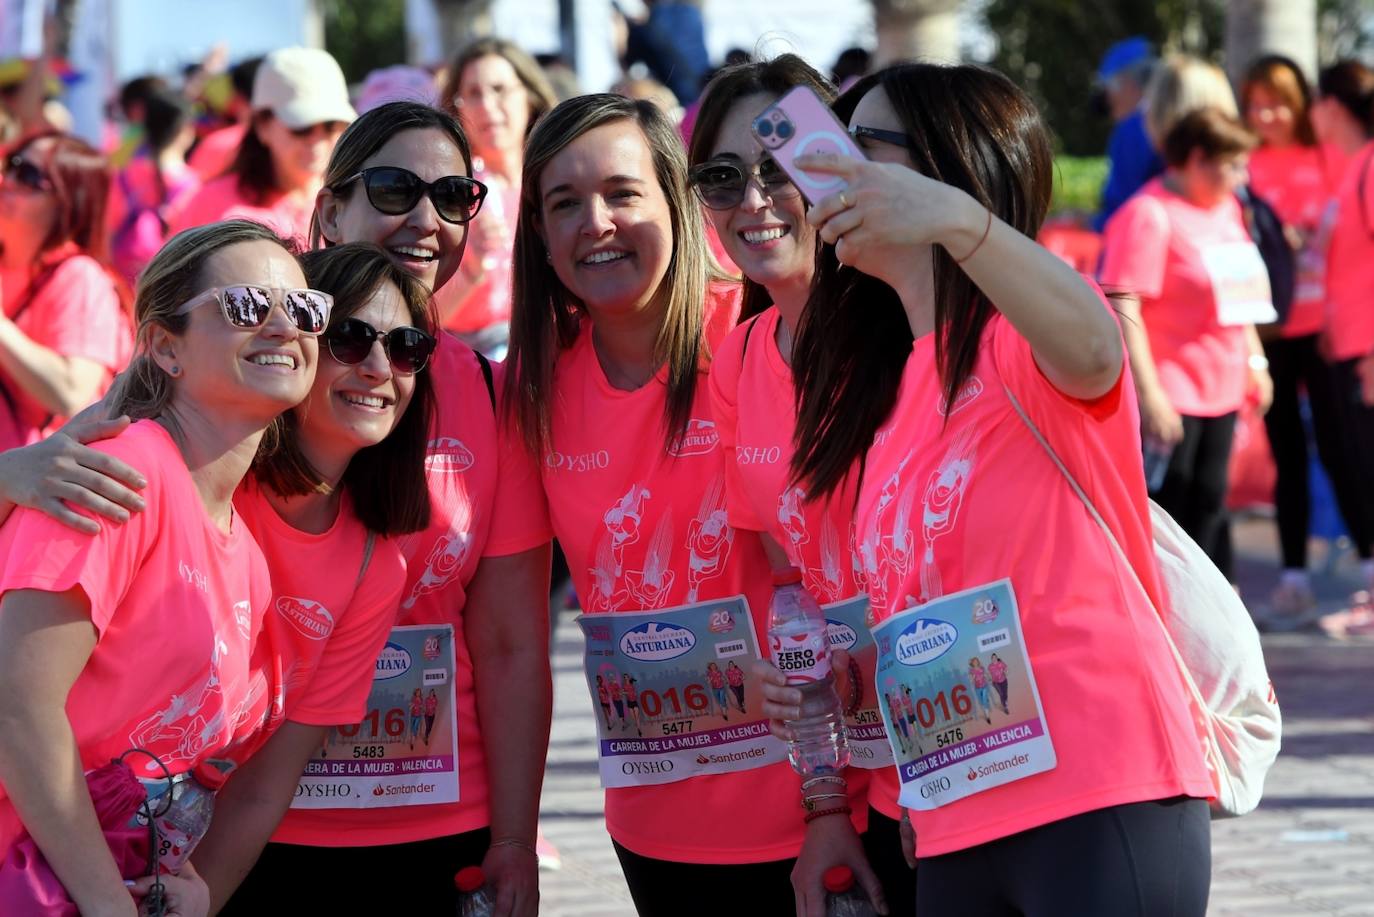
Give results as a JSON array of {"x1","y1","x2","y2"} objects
[{"x1": 1004, "y1": 384, "x2": 1281, "y2": 817}]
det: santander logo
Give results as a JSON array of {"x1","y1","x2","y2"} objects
[
  {"x1": 668, "y1": 419, "x2": 719, "y2": 458},
  {"x1": 275, "y1": 596, "x2": 335, "y2": 641},
  {"x1": 425, "y1": 437, "x2": 475, "y2": 474}
]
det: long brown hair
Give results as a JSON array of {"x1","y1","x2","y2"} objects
[
  {"x1": 687, "y1": 54, "x2": 836, "y2": 323},
  {"x1": 441, "y1": 37, "x2": 558, "y2": 138},
  {"x1": 505, "y1": 93, "x2": 719, "y2": 456},
  {"x1": 790, "y1": 63, "x2": 1053, "y2": 499},
  {"x1": 1318, "y1": 60, "x2": 1374, "y2": 136},
  {"x1": 15, "y1": 132, "x2": 113, "y2": 264},
  {"x1": 254, "y1": 242, "x2": 435, "y2": 536},
  {"x1": 1241, "y1": 54, "x2": 1317, "y2": 147}
]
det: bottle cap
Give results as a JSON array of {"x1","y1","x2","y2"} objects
[
  {"x1": 454, "y1": 866, "x2": 485, "y2": 893},
  {"x1": 823, "y1": 865, "x2": 855, "y2": 894},
  {"x1": 771, "y1": 566, "x2": 804, "y2": 586}
]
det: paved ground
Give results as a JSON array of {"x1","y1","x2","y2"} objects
[{"x1": 538, "y1": 517, "x2": 1374, "y2": 916}]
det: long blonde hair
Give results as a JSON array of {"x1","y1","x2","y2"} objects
[
  {"x1": 505, "y1": 93, "x2": 720, "y2": 455},
  {"x1": 109, "y1": 220, "x2": 298, "y2": 449}
]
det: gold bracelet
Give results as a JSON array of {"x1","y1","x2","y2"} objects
[
  {"x1": 489, "y1": 837, "x2": 538, "y2": 858},
  {"x1": 802, "y1": 792, "x2": 850, "y2": 812},
  {"x1": 954, "y1": 206, "x2": 993, "y2": 264}
]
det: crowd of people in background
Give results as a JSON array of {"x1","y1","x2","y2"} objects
[{"x1": 0, "y1": 16, "x2": 1358, "y2": 916}]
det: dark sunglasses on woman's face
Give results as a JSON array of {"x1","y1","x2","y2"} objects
[
  {"x1": 324, "y1": 317, "x2": 437, "y2": 375},
  {"x1": 688, "y1": 157, "x2": 796, "y2": 210},
  {"x1": 3, "y1": 155, "x2": 53, "y2": 193},
  {"x1": 335, "y1": 166, "x2": 487, "y2": 225}
]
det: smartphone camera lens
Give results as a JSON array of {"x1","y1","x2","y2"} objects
[
  {"x1": 776, "y1": 119, "x2": 795, "y2": 140},
  {"x1": 754, "y1": 117, "x2": 774, "y2": 138}
]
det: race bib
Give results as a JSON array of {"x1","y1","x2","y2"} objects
[
  {"x1": 822, "y1": 595, "x2": 893, "y2": 769},
  {"x1": 290, "y1": 624, "x2": 458, "y2": 809},
  {"x1": 578, "y1": 596, "x2": 788, "y2": 788},
  {"x1": 872, "y1": 579, "x2": 1055, "y2": 810},
  {"x1": 1200, "y1": 241, "x2": 1277, "y2": 326}
]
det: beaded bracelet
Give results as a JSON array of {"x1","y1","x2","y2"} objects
[
  {"x1": 844, "y1": 656, "x2": 864, "y2": 717},
  {"x1": 802, "y1": 792, "x2": 849, "y2": 811},
  {"x1": 489, "y1": 837, "x2": 538, "y2": 858},
  {"x1": 803, "y1": 805, "x2": 853, "y2": 825}
]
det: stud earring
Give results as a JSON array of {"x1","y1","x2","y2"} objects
[{"x1": 168, "y1": 365, "x2": 181, "y2": 377}]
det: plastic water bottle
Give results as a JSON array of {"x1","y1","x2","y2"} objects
[
  {"x1": 768, "y1": 567, "x2": 850, "y2": 775},
  {"x1": 144, "y1": 771, "x2": 215, "y2": 872},
  {"x1": 824, "y1": 866, "x2": 879, "y2": 916},
  {"x1": 454, "y1": 866, "x2": 496, "y2": 917}
]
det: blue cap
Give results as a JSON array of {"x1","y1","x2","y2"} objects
[{"x1": 1098, "y1": 37, "x2": 1153, "y2": 82}]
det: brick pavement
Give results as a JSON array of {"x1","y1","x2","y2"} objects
[{"x1": 538, "y1": 518, "x2": 1374, "y2": 916}]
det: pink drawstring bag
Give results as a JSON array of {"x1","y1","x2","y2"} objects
[{"x1": 0, "y1": 757, "x2": 157, "y2": 915}]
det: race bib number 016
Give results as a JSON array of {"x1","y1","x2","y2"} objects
[
  {"x1": 823, "y1": 595, "x2": 893, "y2": 769},
  {"x1": 872, "y1": 579, "x2": 1055, "y2": 809},
  {"x1": 290, "y1": 624, "x2": 458, "y2": 809},
  {"x1": 578, "y1": 597, "x2": 788, "y2": 788}
]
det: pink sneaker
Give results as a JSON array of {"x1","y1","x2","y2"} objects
[{"x1": 536, "y1": 827, "x2": 562, "y2": 871}]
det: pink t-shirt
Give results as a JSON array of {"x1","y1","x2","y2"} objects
[
  {"x1": 0, "y1": 421, "x2": 275, "y2": 850},
  {"x1": 608, "y1": 679, "x2": 623, "y2": 701},
  {"x1": 969, "y1": 666, "x2": 987, "y2": 689},
  {"x1": 0, "y1": 251, "x2": 132, "y2": 449},
  {"x1": 542, "y1": 319, "x2": 860, "y2": 863},
  {"x1": 707, "y1": 304, "x2": 877, "y2": 816},
  {"x1": 1247, "y1": 144, "x2": 1337, "y2": 338},
  {"x1": 709, "y1": 306, "x2": 864, "y2": 603},
  {"x1": 726, "y1": 665, "x2": 744, "y2": 687},
  {"x1": 188, "y1": 124, "x2": 247, "y2": 182},
  {"x1": 232, "y1": 481, "x2": 406, "y2": 731},
  {"x1": 1099, "y1": 178, "x2": 1257, "y2": 416},
  {"x1": 856, "y1": 315, "x2": 1211, "y2": 857},
  {"x1": 106, "y1": 157, "x2": 203, "y2": 283},
  {"x1": 425, "y1": 693, "x2": 438, "y2": 716},
  {"x1": 271, "y1": 334, "x2": 551, "y2": 848},
  {"x1": 1323, "y1": 142, "x2": 1374, "y2": 361},
  {"x1": 433, "y1": 160, "x2": 518, "y2": 335},
  {"x1": 166, "y1": 174, "x2": 315, "y2": 246}
]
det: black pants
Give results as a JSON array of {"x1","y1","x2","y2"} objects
[
  {"x1": 1154, "y1": 412, "x2": 1238, "y2": 579},
  {"x1": 916, "y1": 797, "x2": 1211, "y2": 917},
  {"x1": 1331, "y1": 358, "x2": 1374, "y2": 559},
  {"x1": 1264, "y1": 335, "x2": 1370, "y2": 565},
  {"x1": 864, "y1": 807, "x2": 918, "y2": 917},
  {"x1": 221, "y1": 826, "x2": 491, "y2": 914},
  {"x1": 612, "y1": 840, "x2": 795, "y2": 915}
]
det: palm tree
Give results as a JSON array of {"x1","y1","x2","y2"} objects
[{"x1": 1224, "y1": 0, "x2": 1317, "y2": 81}]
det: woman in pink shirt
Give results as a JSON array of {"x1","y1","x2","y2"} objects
[
  {"x1": 503, "y1": 93, "x2": 810, "y2": 911},
  {"x1": 968, "y1": 658, "x2": 991, "y2": 724},
  {"x1": 1312, "y1": 61, "x2": 1374, "y2": 632},
  {"x1": 169, "y1": 48, "x2": 356, "y2": 244},
  {"x1": 1100, "y1": 108, "x2": 1274, "y2": 583},
  {"x1": 780, "y1": 63, "x2": 1212, "y2": 914},
  {"x1": 725, "y1": 661, "x2": 746, "y2": 713},
  {"x1": 436, "y1": 38, "x2": 557, "y2": 354},
  {"x1": 0, "y1": 220, "x2": 318, "y2": 915},
  {"x1": 0, "y1": 133, "x2": 131, "y2": 450},
  {"x1": 1242, "y1": 56, "x2": 1354, "y2": 620},
  {"x1": 9, "y1": 103, "x2": 552, "y2": 915}
]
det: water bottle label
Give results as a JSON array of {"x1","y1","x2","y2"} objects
[{"x1": 770, "y1": 629, "x2": 831, "y2": 683}]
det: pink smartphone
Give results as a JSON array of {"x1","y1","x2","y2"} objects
[{"x1": 750, "y1": 85, "x2": 867, "y2": 205}]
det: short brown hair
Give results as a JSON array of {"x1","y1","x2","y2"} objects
[
  {"x1": 1241, "y1": 55, "x2": 1316, "y2": 147},
  {"x1": 1161, "y1": 107, "x2": 1256, "y2": 168}
]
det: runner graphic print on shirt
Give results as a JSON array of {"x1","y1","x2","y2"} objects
[
  {"x1": 626, "y1": 510, "x2": 676, "y2": 608},
  {"x1": 402, "y1": 489, "x2": 474, "y2": 611},
  {"x1": 685, "y1": 474, "x2": 733, "y2": 603},
  {"x1": 605, "y1": 484, "x2": 650, "y2": 577},
  {"x1": 776, "y1": 485, "x2": 846, "y2": 603}
]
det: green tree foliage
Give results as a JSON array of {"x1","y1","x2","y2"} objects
[
  {"x1": 983, "y1": 0, "x2": 1225, "y2": 156},
  {"x1": 323, "y1": 0, "x2": 408, "y2": 85}
]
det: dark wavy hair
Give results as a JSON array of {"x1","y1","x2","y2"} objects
[
  {"x1": 687, "y1": 54, "x2": 836, "y2": 323},
  {"x1": 1318, "y1": 59, "x2": 1374, "y2": 136},
  {"x1": 790, "y1": 63, "x2": 1053, "y2": 499},
  {"x1": 254, "y1": 242, "x2": 436, "y2": 536}
]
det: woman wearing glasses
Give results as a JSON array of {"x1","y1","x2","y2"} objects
[
  {"x1": 239, "y1": 102, "x2": 551, "y2": 915},
  {"x1": 775, "y1": 63, "x2": 1211, "y2": 915},
  {"x1": 0, "y1": 133, "x2": 131, "y2": 451},
  {"x1": 0, "y1": 220, "x2": 317, "y2": 917},
  {"x1": 168, "y1": 48, "x2": 356, "y2": 244},
  {"x1": 1, "y1": 103, "x2": 552, "y2": 914},
  {"x1": 436, "y1": 38, "x2": 557, "y2": 354},
  {"x1": 690, "y1": 55, "x2": 901, "y2": 917}
]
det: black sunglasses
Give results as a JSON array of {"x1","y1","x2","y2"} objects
[
  {"x1": 688, "y1": 157, "x2": 796, "y2": 210},
  {"x1": 4, "y1": 155, "x2": 53, "y2": 193},
  {"x1": 850, "y1": 125, "x2": 916, "y2": 150},
  {"x1": 336, "y1": 166, "x2": 487, "y2": 225},
  {"x1": 325, "y1": 317, "x2": 436, "y2": 375}
]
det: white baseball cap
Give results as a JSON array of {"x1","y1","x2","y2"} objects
[{"x1": 252, "y1": 47, "x2": 357, "y2": 129}]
